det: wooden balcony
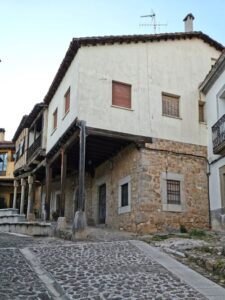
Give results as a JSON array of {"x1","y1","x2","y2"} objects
[
  {"x1": 212, "y1": 114, "x2": 225, "y2": 154},
  {"x1": 27, "y1": 134, "x2": 42, "y2": 162}
]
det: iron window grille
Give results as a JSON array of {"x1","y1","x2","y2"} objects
[{"x1": 167, "y1": 180, "x2": 181, "y2": 205}]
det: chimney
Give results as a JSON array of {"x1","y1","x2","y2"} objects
[
  {"x1": 183, "y1": 13, "x2": 195, "y2": 32},
  {"x1": 0, "y1": 128, "x2": 5, "y2": 142}
]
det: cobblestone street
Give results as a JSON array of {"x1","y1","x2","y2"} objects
[{"x1": 0, "y1": 232, "x2": 224, "y2": 299}]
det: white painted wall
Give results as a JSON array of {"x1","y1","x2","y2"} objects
[
  {"x1": 205, "y1": 68, "x2": 225, "y2": 211},
  {"x1": 209, "y1": 158, "x2": 225, "y2": 210},
  {"x1": 46, "y1": 54, "x2": 80, "y2": 152},
  {"x1": 46, "y1": 38, "x2": 220, "y2": 152},
  {"x1": 205, "y1": 70, "x2": 225, "y2": 160}
]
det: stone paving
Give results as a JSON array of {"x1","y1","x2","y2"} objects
[
  {"x1": 31, "y1": 241, "x2": 207, "y2": 300},
  {"x1": 0, "y1": 232, "x2": 215, "y2": 299},
  {"x1": 0, "y1": 248, "x2": 52, "y2": 300}
]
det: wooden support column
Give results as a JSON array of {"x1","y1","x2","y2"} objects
[
  {"x1": 13, "y1": 180, "x2": 19, "y2": 209},
  {"x1": 45, "y1": 163, "x2": 52, "y2": 220},
  {"x1": 27, "y1": 175, "x2": 35, "y2": 221},
  {"x1": 20, "y1": 178, "x2": 26, "y2": 214},
  {"x1": 60, "y1": 149, "x2": 67, "y2": 217},
  {"x1": 73, "y1": 120, "x2": 87, "y2": 233}
]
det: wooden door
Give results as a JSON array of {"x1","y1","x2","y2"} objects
[{"x1": 99, "y1": 184, "x2": 106, "y2": 224}]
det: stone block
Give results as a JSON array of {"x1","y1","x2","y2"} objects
[{"x1": 56, "y1": 217, "x2": 67, "y2": 231}]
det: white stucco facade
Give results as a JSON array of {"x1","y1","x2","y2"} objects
[
  {"x1": 46, "y1": 38, "x2": 220, "y2": 152},
  {"x1": 204, "y1": 67, "x2": 225, "y2": 212}
]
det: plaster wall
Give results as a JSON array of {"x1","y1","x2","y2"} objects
[
  {"x1": 204, "y1": 68, "x2": 225, "y2": 224},
  {"x1": 46, "y1": 39, "x2": 220, "y2": 152}
]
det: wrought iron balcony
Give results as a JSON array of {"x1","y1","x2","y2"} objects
[
  {"x1": 27, "y1": 134, "x2": 42, "y2": 161},
  {"x1": 212, "y1": 114, "x2": 225, "y2": 154}
]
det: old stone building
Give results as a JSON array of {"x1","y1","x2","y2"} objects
[
  {"x1": 10, "y1": 15, "x2": 224, "y2": 234},
  {"x1": 0, "y1": 129, "x2": 15, "y2": 208},
  {"x1": 35, "y1": 15, "x2": 223, "y2": 234},
  {"x1": 200, "y1": 50, "x2": 225, "y2": 230},
  {"x1": 12, "y1": 103, "x2": 47, "y2": 220}
]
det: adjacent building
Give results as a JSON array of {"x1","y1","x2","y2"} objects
[
  {"x1": 199, "y1": 50, "x2": 225, "y2": 230},
  {"x1": 0, "y1": 129, "x2": 15, "y2": 208},
  {"x1": 12, "y1": 103, "x2": 48, "y2": 220}
]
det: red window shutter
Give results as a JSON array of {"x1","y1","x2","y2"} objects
[
  {"x1": 65, "y1": 88, "x2": 70, "y2": 114},
  {"x1": 112, "y1": 81, "x2": 131, "y2": 108},
  {"x1": 53, "y1": 109, "x2": 58, "y2": 129}
]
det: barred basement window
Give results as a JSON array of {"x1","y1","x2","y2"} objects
[
  {"x1": 162, "y1": 92, "x2": 180, "y2": 118},
  {"x1": 167, "y1": 180, "x2": 181, "y2": 205}
]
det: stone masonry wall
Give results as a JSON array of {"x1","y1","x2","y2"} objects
[
  {"x1": 85, "y1": 138, "x2": 209, "y2": 234},
  {"x1": 136, "y1": 139, "x2": 209, "y2": 233}
]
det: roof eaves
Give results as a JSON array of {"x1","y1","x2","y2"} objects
[
  {"x1": 43, "y1": 31, "x2": 224, "y2": 105},
  {"x1": 12, "y1": 115, "x2": 28, "y2": 143},
  {"x1": 199, "y1": 50, "x2": 225, "y2": 94}
]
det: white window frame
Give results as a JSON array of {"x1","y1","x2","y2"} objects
[
  {"x1": 118, "y1": 175, "x2": 131, "y2": 214},
  {"x1": 161, "y1": 172, "x2": 186, "y2": 212}
]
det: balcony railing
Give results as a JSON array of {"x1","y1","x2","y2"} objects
[
  {"x1": 27, "y1": 134, "x2": 42, "y2": 161},
  {"x1": 212, "y1": 114, "x2": 225, "y2": 154}
]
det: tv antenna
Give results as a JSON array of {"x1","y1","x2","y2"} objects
[{"x1": 140, "y1": 10, "x2": 167, "y2": 34}]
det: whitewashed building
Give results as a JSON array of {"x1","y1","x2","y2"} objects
[
  {"x1": 200, "y1": 51, "x2": 225, "y2": 230},
  {"x1": 12, "y1": 15, "x2": 224, "y2": 234}
]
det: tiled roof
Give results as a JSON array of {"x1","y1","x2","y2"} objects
[
  {"x1": 12, "y1": 102, "x2": 46, "y2": 143},
  {"x1": 12, "y1": 115, "x2": 28, "y2": 143},
  {"x1": 43, "y1": 31, "x2": 224, "y2": 105}
]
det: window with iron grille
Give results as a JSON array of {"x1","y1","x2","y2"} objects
[
  {"x1": 121, "y1": 183, "x2": 129, "y2": 207},
  {"x1": 167, "y1": 180, "x2": 181, "y2": 205},
  {"x1": 162, "y1": 93, "x2": 180, "y2": 118}
]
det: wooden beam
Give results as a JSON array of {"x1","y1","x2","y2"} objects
[
  {"x1": 87, "y1": 127, "x2": 152, "y2": 143},
  {"x1": 47, "y1": 128, "x2": 79, "y2": 165},
  {"x1": 78, "y1": 121, "x2": 86, "y2": 211}
]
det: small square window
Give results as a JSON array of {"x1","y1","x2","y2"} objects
[
  {"x1": 118, "y1": 176, "x2": 131, "y2": 214},
  {"x1": 112, "y1": 81, "x2": 131, "y2": 109},
  {"x1": 121, "y1": 183, "x2": 129, "y2": 207},
  {"x1": 64, "y1": 88, "x2": 70, "y2": 115},
  {"x1": 167, "y1": 180, "x2": 181, "y2": 205},
  {"x1": 53, "y1": 108, "x2": 58, "y2": 130},
  {"x1": 162, "y1": 92, "x2": 180, "y2": 118}
]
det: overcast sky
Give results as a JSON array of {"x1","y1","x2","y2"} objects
[{"x1": 1, "y1": 0, "x2": 225, "y2": 140}]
